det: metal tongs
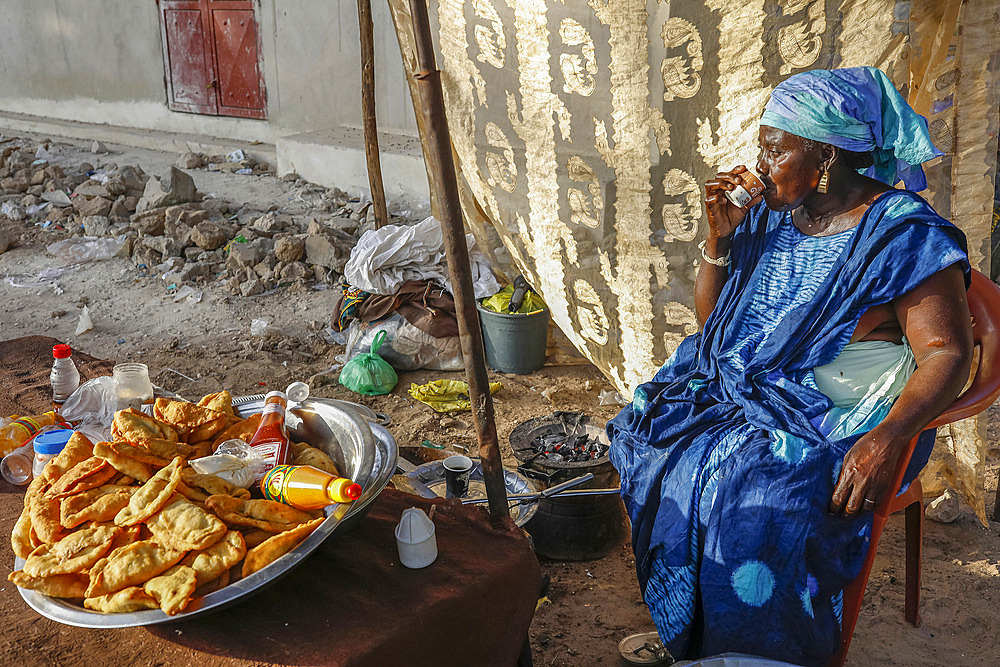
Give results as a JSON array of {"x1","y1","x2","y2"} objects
[{"x1": 461, "y1": 473, "x2": 620, "y2": 506}]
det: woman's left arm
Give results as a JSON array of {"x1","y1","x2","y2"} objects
[{"x1": 830, "y1": 263, "x2": 973, "y2": 517}]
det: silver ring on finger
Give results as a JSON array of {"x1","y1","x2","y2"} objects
[{"x1": 862, "y1": 498, "x2": 877, "y2": 511}]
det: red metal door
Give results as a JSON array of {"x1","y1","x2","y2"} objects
[
  {"x1": 159, "y1": 0, "x2": 266, "y2": 119},
  {"x1": 210, "y1": 2, "x2": 267, "y2": 119},
  {"x1": 160, "y1": 0, "x2": 218, "y2": 114}
]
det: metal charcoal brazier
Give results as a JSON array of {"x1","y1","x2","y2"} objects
[{"x1": 510, "y1": 412, "x2": 627, "y2": 560}]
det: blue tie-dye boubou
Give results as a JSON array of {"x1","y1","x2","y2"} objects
[{"x1": 608, "y1": 191, "x2": 968, "y2": 664}]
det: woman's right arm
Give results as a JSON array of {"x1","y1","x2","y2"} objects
[{"x1": 695, "y1": 167, "x2": 761, "y2": 327}]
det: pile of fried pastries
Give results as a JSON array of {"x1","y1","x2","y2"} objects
[{"x1": 9, "y1": 391, "x2": 344, "y2": 616}]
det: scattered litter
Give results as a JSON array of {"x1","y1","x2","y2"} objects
[
  {"x1": 165, "y1": 368, "x2": 196, "y2": 382},
  {"x1": 226, "y1": 149, "x2": 246, "y2": 163},
  {"x1": 172, "y1": 285, "x2": 203, "y2": 303},
  {"x1": 91, "y1": 140, "x2": 108, "y2": 154},
  {"x1": 540, "y1": 387, "x2": 556, "y2": 402},
  {"x1": 598, "y1": 389, "x2": 628, "y2": 406},
  {"x1": 223, "y1": 234, "x2": 248, "y2": 254},
  {"x1": 35, "y1": 145, "x2": 57, "y2": 162},
  {"x1": 47, "y1": 235, "x2": 126, "y2": 263},
  {"x1": 75, "y1": 305, "x2": 94, "y2": 335},
  {"x1": 26, "y1": 202, "x2": 51, "y2": 216},
  {"x1": 235, "y1": 168, "x2": 253, "y2": 175},
  {"x1": 249, "y1": 318, "x2": 288, "y2": 336},
  {"x1": 407, "y1": 379, "x2": 502, "y2": 412},
  {"x1": 0, "y1": 202, "x2": 25, "y2": 220},
  {"x1": 322, "y1": 327, "x2": 348, "y2": 346}
]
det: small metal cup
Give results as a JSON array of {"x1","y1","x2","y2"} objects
[{"x1": 443, "y1": 455, "x2": 474, "y2": 498}]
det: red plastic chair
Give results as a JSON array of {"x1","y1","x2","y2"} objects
[{"x1": 832, "y1": 269, "x2": 1000, "y2": 666}]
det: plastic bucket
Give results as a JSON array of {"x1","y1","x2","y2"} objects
[{"x1": 476, "y1": 301, "x2": 549, "y2": 374}]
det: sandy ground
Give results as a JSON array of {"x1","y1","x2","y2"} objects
[{"x1": 1, "y1": 134, "x2": 999, "y2": 666}]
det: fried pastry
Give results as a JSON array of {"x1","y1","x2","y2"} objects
[
  {"x1": 241, "y1": 518, "x2": 324, "y2": 578},
  {"x1": 290, "y1": 442, "x2": 340, "y2": 476},
  {"x1": 146, "y1": 495, "x2": 227, "y2": 551},
  {"x1": 9, "y1": 570, "x2": 89, "y2": 598},
  {"x1": 23, "y1": 524, "x2": 120, "y2": 577},
  {"x1": 112, "y1": 408, "x2": 178, "y2": 444},
  {"x1": 154, "y1": 399, "x2": 226, "y2": 442},
  {"x1": 86, "y1": 539, "x2": 187, "y2": 598},
  {"x1": 43, "y1": 432, "x2": 95, "y2": 483},
  {"x1": 84, "y1": 587, "x2": 159, "y2": 613},
  {"x1": 211, "y1": 413, "x2": 261, "y2": 450},
  {"x1": 143, "y1": 565, "x2": 198, "y2": 615},
  {"x1": 204, "y1": 494, "x2": 319, "y2": 533},
  {"x1": 48, "y1": 457, "x2": 117, "y2": 499},
  {"x1": 180, "y1": 530, "x2": 246, "y2": 586},
  {"x1": 94, "y1": 441, "x2": 153, "y2": 482},
  {"x1": 60, "y1": 485, "x2": 136, "y2": 529},
  {"x1": 114, "y1": 457, "x2": 184, "y2": 526}
]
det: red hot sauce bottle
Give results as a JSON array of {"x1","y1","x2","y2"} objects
[{"x1": 247, "y1": 391, "x2": 291, "y2": 479}]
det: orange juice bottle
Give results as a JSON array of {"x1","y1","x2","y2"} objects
[
  {"x1": 261, "y1": 464, "x2": 362, "y2": 510},
  {"x1": 0, "y1": 412, "x2": 65, "y2": 456}
]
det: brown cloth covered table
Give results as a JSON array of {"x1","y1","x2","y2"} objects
[{"x1": 0, "y1": 336, "x2": 541, "y2": 666}]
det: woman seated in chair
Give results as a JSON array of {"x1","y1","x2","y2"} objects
[{"x1": 608, "y1": 67, "x2": 973, "y2": 665}]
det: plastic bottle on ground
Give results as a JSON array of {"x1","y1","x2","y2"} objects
[
  {"x1": 1, "y1": 442, "x2": 34, "y2": 485},
  {"x1": 51, "y1": 344, "x2": 81, "y2": 413},
  {"x1": 261, "y1": 464, "x2": 362, "y2": 510}
]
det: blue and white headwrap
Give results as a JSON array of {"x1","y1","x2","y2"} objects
[{"x1": 760, "y1": 67, "x2": 942, "y2": 191}]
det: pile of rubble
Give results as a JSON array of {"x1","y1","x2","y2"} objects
[{"x1": 0, "y1": 138, "x2": 403, "y2": 298}]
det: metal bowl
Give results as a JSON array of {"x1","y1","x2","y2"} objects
[
  {"x1": 14, "y1": 397, "x2": 397, "y2": 628},
  {"x1": 406, "y1": 459, "x2": 539, "y2": 527}
]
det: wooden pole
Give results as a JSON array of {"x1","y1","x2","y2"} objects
[
  {"x1": 358, "y1": 0, "x2": 389, "y2": 229},
  {"x1": 407, "y1": 0, "x2": 509, "y2": 520}
]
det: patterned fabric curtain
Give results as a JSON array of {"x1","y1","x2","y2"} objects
[{"x1": 387, "y1": 0, "x2": 1000, "y2": 521}]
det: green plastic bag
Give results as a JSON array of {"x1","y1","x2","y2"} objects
[{"x1": 338, "y1": 330, "x2": 398, "y2": 395}]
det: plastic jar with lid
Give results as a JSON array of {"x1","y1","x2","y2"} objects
[{"x1": 32, "y1": 429, "x2": 73, "y2": 478}]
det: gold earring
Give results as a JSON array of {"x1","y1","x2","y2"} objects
[{"x1": 817, "y1": 169, "x2": 830, "y2": 194}]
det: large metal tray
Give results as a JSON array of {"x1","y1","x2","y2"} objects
[{"x1": 14, "y1": 397, "x2": 397, "y2": 628}]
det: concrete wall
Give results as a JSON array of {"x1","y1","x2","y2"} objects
[{"x1": 0, "y1": 0, "x2": 418, "y2": 143}]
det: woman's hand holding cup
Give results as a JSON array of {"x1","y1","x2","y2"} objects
[{"x1": 704, "y1": 166, "x2": 765, "y2": 244}]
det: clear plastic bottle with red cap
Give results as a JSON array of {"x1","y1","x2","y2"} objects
[
  {"x1": 247, "y1": 391, "x2": 292, "y2": 479},
  {"x1": 50, "y1": 344, "x2": 81, "y2": 413}
]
